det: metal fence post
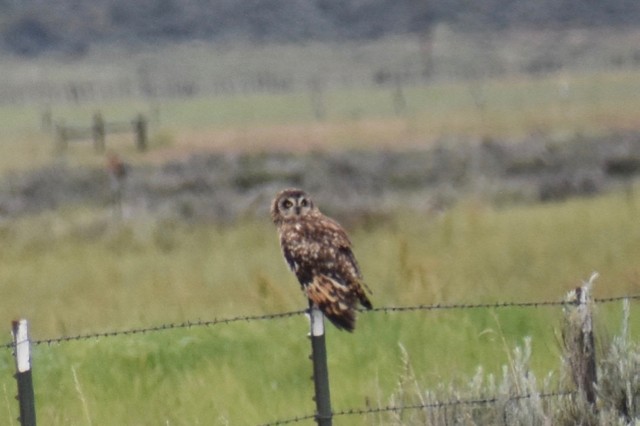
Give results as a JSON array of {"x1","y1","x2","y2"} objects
[
  {"x1": 12, "y1": 319, "x2": 37, "y2": 426},
  {"x1": 309, "y1": 303, "x2": 332, "y2": 426}
]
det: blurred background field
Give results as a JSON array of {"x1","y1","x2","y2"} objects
[
  {"x1": 1, "y1": 2, "x2": 640, "y2": 424},
  {"x1": 1, "y1": 27, "x2": 640, "y2": 173},
  {"x1": 3, "y1": 68, "x2": 640, "y2": 172}
]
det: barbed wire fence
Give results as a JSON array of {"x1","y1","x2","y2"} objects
[
  {"x1": 3, "y1": 287, "x2": 640, "y2": 426},
  {"x1": 257, "y1": 390, "x2": 578, "y2": 426},
  {"x1": 4, "y1": 294, "x2": 639, "y2": 350}
]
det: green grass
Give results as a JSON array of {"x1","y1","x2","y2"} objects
[
  {"x1": 0, "y1": 189, "x2": 639, "y2": 424},
  {"x1": 1, "y1": 31, "x2": 639, "y2": 424}
]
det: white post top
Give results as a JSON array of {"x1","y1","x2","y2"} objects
[
  {"x1": 12, "y1": 319, "x2": 31, "y2": 373},
  {"x1": 310, "y1": 307, "x2": 325, "y2": 337}
]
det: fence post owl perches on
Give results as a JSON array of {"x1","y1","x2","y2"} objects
[{"x1": 309, "y1": 302, "x2": 333, "y2": 426}]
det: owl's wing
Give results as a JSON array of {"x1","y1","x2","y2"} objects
[
  {"x1": 319, "y1": 216, "x2": 352, "y2": 246},
  {"x1": 312, "y1": 217, "x2": 373, "y2": 312},
  {"x1": 281, "y1": 237, "x2": 315, "y2": 287},
  {"x1": 282, "y1": 244, "x2": 298, "y2": 273},
  {"x1": 319, "y1": 218, "x2": 371, "y2": 290},
  {"x1": 279, "y1": 216, "x2": 372, "y2": 330},
  {"x1": 280, "y1": 216, "x2": 352, "y2": 280},
  {"x1": 317, "y1": 216, "x2": 360, "y2": 271}
]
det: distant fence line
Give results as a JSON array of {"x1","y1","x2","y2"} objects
[
  {"x1": 51, "y1": 112, "x2": 148, "y2": 154},
  {"x1": 3, "y1": 287, "x2": 639, "y2": 426}
]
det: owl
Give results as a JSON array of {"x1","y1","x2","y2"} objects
[{"x1": 271, "y1": 188, "x2": 372, "y2": 332}]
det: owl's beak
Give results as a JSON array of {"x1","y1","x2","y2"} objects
[{"x1": 295, "y1": 206, "x2": 301, "y2": 215}]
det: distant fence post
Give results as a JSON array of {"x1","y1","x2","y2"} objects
[
  {"x1": 12, "y1": 319, "x2": 37, "y2": 426},
  {"x1": 40, "y1": 108, "x2": 52, "y2": 132},
  {"x1": 106, "y1": 153, "x2": 127, "y2": 220},
  {"x1": 308, "y1": 303, "x2": 332, "y2": 426},
  {"x1": 563, "y1": 273, "x2": 598, "y2": 406},
  {"x1": 133, "y1": 114, "x2": 148, "y2": 152},
  {"x1": 54, "y1": 122, "x2": 68, "y2": 153},
  {"x1": 92, "y1": 112, "x2": 106, "y2": 153}
]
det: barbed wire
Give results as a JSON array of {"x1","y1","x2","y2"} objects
[
  {"x1": 256, "y1": 413, "x2": 317, "y2": 426},
  {"x1": 2, "y1": 294, "x2": 639, "y2": 350},
  {"x1": 0, "y1": 296, "x2": 633, "y2": 425},
  {"x1": 0, "y1": 310, "x2": 305, "y2": 350},
  {"x1": 258, "y1": 390, "x2": 576, "y2": 426},
  {"x1": 594, "y1": 294, "x2": 640, "y2": 303},
  {"x1": 332, "y1": 389, "x2": 575, "y2": 419},
  {"x1": 367, "y1": 294, "x2": 640, "y2": 314}
]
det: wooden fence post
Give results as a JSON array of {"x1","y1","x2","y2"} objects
[
  {"x1": 133, "y1": 114, "x2": 148, "y2": 152},
  {"x1": 309, "y1": 303, "x2": 332, "y2": 426},
  {"x1": 12, "y1": 319, "x2": 37, "y2": 426},
  {"x1": 40, "y1": 108, "x2": 52, "y2": 132},
  {"x1": 92, "y1": 112, "x2": 106, "y2": 153},
  {"x1": 563, "y1": 273, "x2": 598, "y2": 406},
  {"x1": 106, "y1": 153, "x2": 127, "y2": 220},
  {"x1": 54, "y1": 123, "x2": 68, "y2": 153}
]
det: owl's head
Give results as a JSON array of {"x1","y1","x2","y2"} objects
[{"x1": 271, "y1": 188, "x2": 316, "y2": 223}]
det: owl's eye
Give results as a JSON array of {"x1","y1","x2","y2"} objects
[
  {"x1": 300, "y1": 198, "x2": 308, "y2": 207},
  {"x1": 282, "y1": 199, "x2": 293, "y2": 209}
]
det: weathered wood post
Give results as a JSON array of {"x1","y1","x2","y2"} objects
[
  {"x1": 563, "y1": 273, "x2": 598, "y2": 406},
  {"x1": 106, "y1": 153, "x2": 127, "y2": 220},
  {"x1": 40, "y1": 108, "x2": 52, "y2": 132},
  {"x1": 54, "y1": 122, "x2": 68, "y2": 153},
  {"x1": 309, "y1": 302, "x2": 332, "y2": 425},
  {"x1": 12, "y1": 319, "x2": 37, "y2": 426},
  {"x1": 133, "y1": 114, "x2": 148, "y2": 152},
  {"x1": 92, "y1": 112, "x2": 106, "y2": 153}
]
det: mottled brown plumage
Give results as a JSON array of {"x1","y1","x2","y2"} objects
[{"x1": 271, "y1": 188, "x2": 372, "y2": 331}]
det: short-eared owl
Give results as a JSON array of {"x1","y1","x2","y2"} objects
[{"x1": 271, "y1": 188, "x2": 372, "y2": 332}]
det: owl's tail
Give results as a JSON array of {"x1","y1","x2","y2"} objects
[{"x1": 305, "y1": 275, "x2": 359, "y2": 332}]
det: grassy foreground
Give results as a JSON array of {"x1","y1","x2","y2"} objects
[{"x1": 0, "y1": 188, "x2": 639, "y2": 424}]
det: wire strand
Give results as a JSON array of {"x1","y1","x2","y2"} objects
[
  {"x1": 1, "y1": 294, "x2": 639, "y2": 350},
  {"x1": 0, "y1": 310, "x2": 306, "y2": 350},
  {"x1": 366, "y1": 294, "x2": 640, "y2": 314},
  {"x1": 258, "y1": 390, "x2": 576, "y2": 426}
]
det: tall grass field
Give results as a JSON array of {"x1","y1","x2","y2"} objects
[
  {"x1": 0, "y1": 33, "x2": 639, "y2": 423},
  {"x1": 0, "y1": 188, "x2": 639, "y2": 424}
]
